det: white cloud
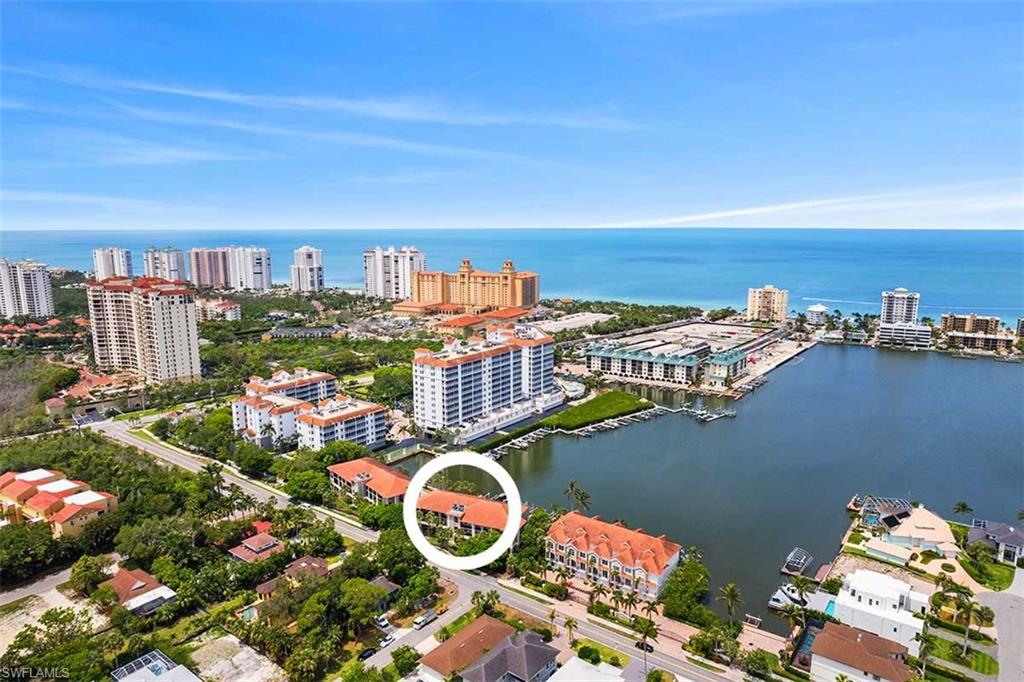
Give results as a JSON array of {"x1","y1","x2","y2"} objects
[
  {"x1": 592, "y1": 180, "x2": 1024, "y2": 229},
  {"x1": 5, "y1": 63, "x2": 635, "y2": 130},
  {"x1": 35, "y1": 129, "x2": 274, "y2": 166}
]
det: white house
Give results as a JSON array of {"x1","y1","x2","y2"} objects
[
  {"x1": 882, "y1": 506, "x2": 959, "y2": 558},
  {"x1": 834, "y1": 569, "x2": 928, "y2": 655}
]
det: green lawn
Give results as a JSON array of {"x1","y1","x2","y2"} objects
[
  {"x1": 544, "y1": 391, "x2": 648, "y2": 430},
  {"x1": 572, "y1": 637, "x2": 630, "y2": 668},
  {"x1": 959, "y1": 556, "x2": 1015, "y2": 591},
  {"x1": 445, "y1": 609, "x2": 478, "y2": 636},
  {"x1": 931, "y1": 636, "x2": 1000, "y2": 675},
  {"x1": 685, "y1": 656, "x2": 725, "y2": 672}
]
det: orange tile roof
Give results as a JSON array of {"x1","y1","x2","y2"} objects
[
  {"x1": 50, "y1": 492, "x2": 115, "y2": 523},
  {"x1": 327, "y1": 457, "x2": 409, "y2": 500},
  {"x1": 296, "y1": 401, "x2": 385, "y2": 427},
  {"x1": 547, "y1": 511, "x2": 682, "y2": 576},
  {"x1": 437, "y1": 315, "x2": 485, "y2": 328},
  {"x1": 420, "y1": 615, "x2": 515, "y2": 677},
  {"x1": 482, "y1": 307, "x2": 529, "y2": 320},
  {"x1": 102, "y1": 567, "x2": 165, "y2": 605},
  {"x1": 417, "y1": 490, "x2": 525, "y2": 531},
  {"x1": 413, "y1": 343, "x2": 516, "y2": 368},
  {"x1": 228, "y1": 532, "x2": 286, "y2": 563}
]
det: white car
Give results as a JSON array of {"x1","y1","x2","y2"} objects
[
  {"x1": 375, "y1": 615, "x2": 391, "y2": 629},
  {"x1": 379, "y1": 633, "x2": 396, "y2": 648}
]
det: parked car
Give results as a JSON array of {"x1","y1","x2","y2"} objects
[
  {"x1": 375, "y1": 614, "x2": 391, "y2": 629},
  {"x1": 413, "y1": 609, "x2": 437, "y2": 629},
  {"x1": 379, "y1": 633, "x2": 395, "y2": 648},
  {"x1": 358, "y1": 647, "x2": 376, "y2": 661},
  {"x1": 634, "y1": 641, "x2": 654, "y2": 652}
]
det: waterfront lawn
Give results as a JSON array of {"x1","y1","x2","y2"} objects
[
  {"x1": 544, "y1": 390, "x2": 648, "y2": 430},
  {"x1": 572, "y1": 637, "x2": 630, "y2": 668},
  {"x1": 931, "y1": 636, "x2": 999, "y2": 675},
  {"x1": 959, "y1": 556, "x2": 1015, "y2": 591}
]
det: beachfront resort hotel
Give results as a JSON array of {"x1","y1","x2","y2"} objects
[{"x1": 412, "y1": 324, "x2": 563, "y2": 444}]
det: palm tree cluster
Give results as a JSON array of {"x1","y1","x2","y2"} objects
[{"x1": 563, "y1": 479, "x2": 591, "y2": 512}]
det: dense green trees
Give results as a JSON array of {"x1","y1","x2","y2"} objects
[
  {"x1": 67, "y1": 554, "x2": 113, "y2": 596},
  {"x1": 368, "y1": 365, "x2": 413, "y2": 406},
  {"x1": 658, "y1": 552, "x2": 716, "y2": 627},
  {"x1": 374, "y1": 528, "x2": 425, "y2": 584},
  {"x1": 284, "y1": 470, "x2": 332, "y2": 504}
]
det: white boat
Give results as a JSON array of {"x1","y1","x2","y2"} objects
[
  {"x1": 781, "y1": 583, "x2": 807, "y2": 605},
  {"x1": 768, "y1": 589, "x2": 791, "y2": 610}
]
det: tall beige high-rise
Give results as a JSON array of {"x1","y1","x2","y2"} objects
[
  {"x1": 746, "y1": 284, "x2": 789, "y2": 323},
  {"x1": 409, "y1": 259, "x2": 539, "y2": 312},
  {"x1": 87, "y1": 277, "x2": 202, "y2": 384}
]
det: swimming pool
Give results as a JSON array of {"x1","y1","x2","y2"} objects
[{"x1": 824, "y1": 600, "x2": 836, "y2": 617}]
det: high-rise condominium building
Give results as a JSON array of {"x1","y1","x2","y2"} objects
[
  {"x1": 143, "y1": 247, "x2": 187, "y2": 281},
  {"x1": 188, "y1": 246, "x2": 272, "y2": 290},
  {"x1": 746, "y1": 284, "x2": 789, "y2": 323},
  {"x1": 0, "y1": 259, "x2": 55, "y2": 318},
  {"x1": 363, "y1": 245, "x2": 426, "y2": 299},
  {"x1": 86, "y1": 277, "x2": 202, "y2": 384},
  {"x1": 880, "y1": 288, "x2": 920, "y2": 324},
  {"x1": 406, "y1": 259, "x2": 540, "y2": 313},
  {"x1": 92, "y1": 247, "x2": 133, "y2": 280},
  {"x1": 291, "y1": 246, "x2": 324, "y2": 293},
  {"x1": 412, "y1": 324, "x2": 563, "y2": 443}
]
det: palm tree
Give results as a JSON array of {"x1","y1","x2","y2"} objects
[
  {"x1": 564, "y1": 480, "x2": 579, "y2": 507},
  {"x1": 623, "y1": 591, "x2": 639, "y2": 618},
  {"x1": 717, "y1": 582, "x2": 743, "y2": 621},
  {"x1": 555, "y1": 566, "x2": 571, "y2": 590},
  {"x1": 956, "y1": 597, "x2": 978, "y2": 657},
  {"x1": 260, "y1": 421, "x2": 276, "y2": 445},
  {"x1": 611, "y1": 589, "x2": 624, "y2": 615},
  {"x1": 953, "y1": 501, "x2": 973, "y2": 520},
  {"x1": 686, "y1": 545, "x2": 704, "y2": 562},
  {"x1": 915, "y1": 629, "x2": 938, "y2": 679},
  {"x1": 778, "y1": 603, "x2": 805, "y2": 632},
  {"x1": 632, "y1": 616, "x2": 659, "y2": 674},
  {"x1": 574, "y1": 488, "x2": 591, "y2": 512},
  {"x1": 564, "y1": 616, "x2": 578, "y2": 644},
  {"x1": 591, "y1": 583, "x2": 609, "y2": 607},
  {"x1": 834, "y1": 675, "x2": 852, "y2": 682},
  {"x1": 790, "y1": 574, "x2": 814, "y2": 603},
  {"x1": 547, "y1": 608, "x2": 558, "y2": 632},
  {"x1": 642, "y1": 600, "x2": 659, "y2": 620},
  {"x1": 976, "y1": 604, "x2": 995, "y2": 630},
  {"x1": 202, "y1": 462, "x2": 224, "y2": 496}
]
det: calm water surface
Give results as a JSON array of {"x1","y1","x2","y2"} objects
[
  {"x1": 401, "y1": 345, "x2": 1024, "y2": 629},
  {"x1": 3, "y1": 228, "x2": 1021, "y2": 316}
]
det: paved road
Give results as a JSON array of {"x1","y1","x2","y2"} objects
[
  {"x1": 1, "y1": 552, "x2": 120, "y2": 606},
  {"x1": 89, "y1": 420, "x2": 730, "y2": 681},
  {"x1": 977, "y1": 567, "x2": 1023, "y2": 682}
]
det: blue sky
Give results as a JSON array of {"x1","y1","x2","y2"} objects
[{"x1": 2, "y1": 1, "x2": 1021, "y2": 230}]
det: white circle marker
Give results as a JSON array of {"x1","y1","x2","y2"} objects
[{"x1": 402, "y1": 451, "x2": 522, "y2": 571}]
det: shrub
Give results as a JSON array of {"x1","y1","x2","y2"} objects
[
  {"x1": 941, "y1": 563, "x2": 955, "y2": 573},
  {"x1": 820, "y1": 577, "x2": 842, "y2": 595},
  {"x1": 542, "y1": 582, "x2": 568, "y2": 600},
  {"x1": 531, "y1": 627, "x2": 553, "y2": 642},
  {"x1": 577, "y1": 645, "x2": 601, "y2": 665},
  {"x1": 608, "y1": 655, "x2": 621, "y2": 667}
]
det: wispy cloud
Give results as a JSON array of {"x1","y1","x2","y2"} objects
[
  {"x1": 5, "y1": 63, "x2": 636, "y2": 131},
  {"x1": 593, "y1": 179, "x2": 1024, "y2": 229},
  {"x1": 109, "y1": 101, "x2": 532, "y2": 162},
  {"x1": 1, "y1": 189, "x2": 169, "y2": 212},
  {"x1": 35, "y1": 129, "x2": 274, "y2": 166},
  {"x1": 347, "y1": 170, "x2": 460, "y2": 185}
]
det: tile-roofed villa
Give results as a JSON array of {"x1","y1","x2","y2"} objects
[
  {"x1": 228, "y1": 532, "x2": 287, "y2": 563},
  {"x1": 418, "y1": 615, "x2": 515, "y2": 680},
  {"x1": 50, "y1": 490, "x2": 119, "y2": 537},
  {"x1": 809, "y1": 622, "x2": 914, "y2": 682},
  {"x1": 0, "y1": 469, "x2": 65, "y2": 505},
  {"x1": 416, "y1": 489, "x2": 525, "y2": 538},
  {"x1": 546, "y1": 511, "x2": 682, "y2": 599},
  {"x1": 327, "y1": 457, "x2": 409, "y2": 504},
  {"x1": 103, "y1": 567, "x2": 178, "y2": 616},
  {"x1": 22, "y1": 479, "x2": 90, "y2": 520}
]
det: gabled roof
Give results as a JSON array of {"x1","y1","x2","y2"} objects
[
  {"x1": 103, "y1": 567, "x2": 166, "y2": 605},
  {"x1": 327, "y1": 457, "x2": 409, "y2": 500},
  {"x1": 417, "y1": 490, "x2": 525, "y2": 531},
  {"x1": 811, "y1": 622, "x2": 913, "y2": 682},
  {"x1": 460, "y1": 630, "x2": 558, "y2": 682},
  {"x1": 547, "y1": 511, "x2": 682, "y2": 576},
  {"x1": 969, "y1": 520, "x2": 1024, "y2": 547},
  {"x1": 419, "y1": 615, "x2": 515, "y2": 677},
  {"x1": 228, "y1": 532, "x2": 286, "y2": 563}
]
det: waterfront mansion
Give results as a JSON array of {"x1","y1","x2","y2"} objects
[{"x1": 545, "y1": 511, "x2": 682, "y2": 599}]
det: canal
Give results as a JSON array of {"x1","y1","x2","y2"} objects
[{"x1": 399, "y1": 345, "x2": 1024, "y2": 630}]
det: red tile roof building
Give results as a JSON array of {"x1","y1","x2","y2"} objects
[
  {"x1": 327, "y1": 457, "x2": 409, "y2": 504},
  {"x1": 295, "y1": 397, "x2": 388, "y2": 451},
  {"x1": 809, "y1": 622, "x2": 914, "y2": 682},
  {"x1": 102, "y1": 567, "x2": 178, "y2": 616},
  {"x1": 228, "y1": 532, "x2": 287, "y2": 563},
  {"x1": 546, "y1": 511, "x2": 682, "y2": 599},
  {"x1": 416, "y1": 489, "x2": 525, "y2": 539}
]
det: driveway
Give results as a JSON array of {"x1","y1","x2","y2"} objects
[{"x1": 977, "y1": 567, "x2": 1023, "y2": 682}]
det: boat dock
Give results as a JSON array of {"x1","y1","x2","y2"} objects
[{"x1": 487, "y1": 402, "x2": 736, "y2": 459}]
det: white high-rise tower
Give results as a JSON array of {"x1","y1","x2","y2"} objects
[{"x1": 290, "y1": 246, "x2": 324, "y2": 293}]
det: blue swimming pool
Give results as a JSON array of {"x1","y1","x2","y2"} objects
[{"x1": 824, "y1": 600, "x2": 836, "y2": 617}]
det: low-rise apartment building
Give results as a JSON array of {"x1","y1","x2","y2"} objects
[
  {"x1": 833, "y1": 569, "x2": 928, "y2": 656},
  {"x1": 243, "y1": 367, "x2": 337, "y2": 402},
  {"x1": 296, "y1": 397, "x2": 389, "y2": 451},
  {"x1": 231, "y1": 393, "x2": 310, "y2": 448},
  {"x1": 546, "y1": 511, "x2": 682, "y2": 599},
  {"x1": 412, "y1": 325, "x2": 563, "y2": 443},
  {"x1": 877, "y1": 322, "x2": 932, "y2": 349},
  {"x1": 586, "y1": 339, "x2": 710, "y2": 386},
  {"x1": 703, "y1": 348, "x2": 749, "y2": 388},
  {"x1": 327, "y1": 457, "x2": 409, "y2": 504},
  {"x1": 0, "y1": 469, "x2": 117, "y2": 537},
  {"x1": 939, "y1": 313, "x2": 1000, "y2": 335},
  {"x1": 196, "y1": 297, "x2": 241, "y2": 321},
  {"x1": 945, "y1": 331, "x2": 1014, "y2": 352},
  {"x1": 416, "y1": 490, "x2": 524, "y2": 539}
]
